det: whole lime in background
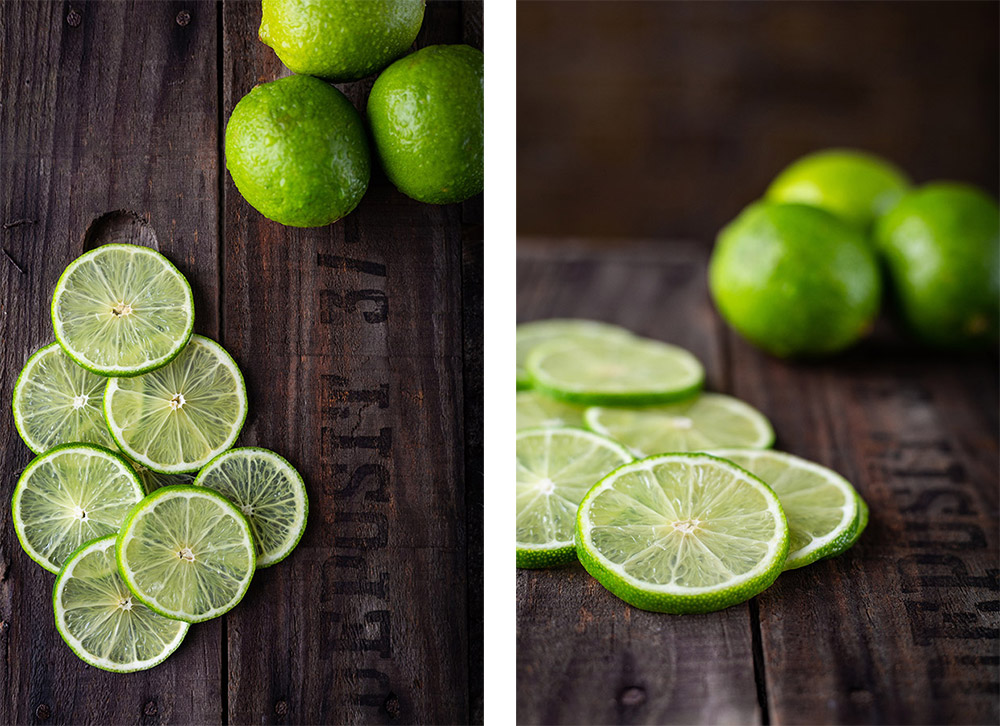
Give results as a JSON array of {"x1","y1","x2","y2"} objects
[
  {"x1": 709, "y1": 201, "x2": 881, "y2": 357},
  {"x1": 368, "y1": 44, "x2": 484, "y2": 204},
  {"x1": 225, "y1": 75, "x2": 370, "y2": 228},
  {"x1": 874, "y1": 182, "x2": 999, "y2": 348},
  {"x1": 766, "y1": 149, "x2": 911, "y2": 231},
  {"x1": 259, "y1": 0, "x2": 425, "y2": 82}
]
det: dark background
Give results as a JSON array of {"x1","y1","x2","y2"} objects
[{"x1": 517, "y1": 0, "x2": 999, "y2": 242}]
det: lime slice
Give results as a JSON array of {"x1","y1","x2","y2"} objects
[
  {"x1": 516, "y1": 390, "x2": 585, "y2": 430},
  {"x1": 516, "y1": 319, "x2": 633, "y2": 389},
  {"x1": 194, "y1": 447, "x2": 308, "y2": 567},
  {"x1": 51, "y1": 244, "x2": 195, "y2": 376},
  {"x1": 53, "y1": 535, "x2": 189, "y2": 672},
  {"x1": 104, "y1": 335, "x2": 248, "y2": 474},
  {"x1": 517, "y1": 427, "x2": 633, "y2": 568},
  {"x1": 12, "y1": 342, "x2": 116, "y2": 454},
  {"x1": 824, "y1": 492, "x2": 869, "y2": 561},
  {"x1": 11, "y1": 443, "x2": 144, "y2": 574},
  {"x1": 710, "y1": 449, "x2": 859, "y2": 570},
  {"x1": 116, "y1": 485, "x2": 256, "y2": 623},
  {"x1": 527, "y1": 337, "x2": 704, "y2": 406},
  {"x1": 585, "y1": 393, "x2": 774, "y2": 457},
  {"x1": 576, "y1": 453, "x2": 789, "y2": 613}
]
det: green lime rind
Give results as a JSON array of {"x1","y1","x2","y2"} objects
[
  {"x1": 12, "y1": 342, "x2": 116, "y2": 455},
  {"x1": 526, "y1": 337, "x2": 705, "y2": 406},
  {"x1": 516, "y1": 427, "x2": 633, "y2": 570},
  {"x1": 51, "y1": 244, "x2": 195, "y2": 377},
  {"x1": 53, "y1": 535, "x2": 189, "y2": 672},
  {"x1": 585, "y1": 393, "x2": 775, "y2": 457},
  {"x1": 824, "y1": 493, "x2": 869, "y2": 561},
  {"x1": 11, "y1": 443, "x2": 144, "y2": 574},
  {"x1": 710, "y1": 449, "x2": 860, "y2": 571},
  {"x1": 576, "y1": 453, "x2": 789, "y2": 613},
  {"x1": 516, "y1": 390, "x2": 586, "y2": 431},
  {"x1": 516, "y1": 319, "x2": 635, "y2": 390},
  {"x1": 104, "y1": 335, "x2": 248, "y2": 475},
  {"x1": 193, "y1": 447, "x2": 309, "y2": 568},
  {"x1": 116, "y1": 485, "x2": 256, "y2": 623}
]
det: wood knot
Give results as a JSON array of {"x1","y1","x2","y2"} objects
[
  {"x1": 383, "y1": 692, "x2": 400, "y2": 719},
  {"x1": 35, "y1": 704, "x2": 51, "y2": 721},
  {"x1": 274, "y1": 700, "x2": 288, "y2": 716},
  {"x1": 143, "y1": 701, "x2": 158, "y2": 716},
  {"x1": 618, "y1": 686, "x2": 646, "y2": 707},
  {"x1": 175, "y1": 10, "x2": 191, "y2": 26},
  {"x1": 65, "y1": 8, "x2": 81, "y2": 27}
]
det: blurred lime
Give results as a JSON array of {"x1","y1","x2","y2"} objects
[
  {"x1": 225, "y1": 75, "x2": 370, "y2": 227},
  {"x1": 259, "y1": 0, "x2": 425, "y2": 82},
  {"x1": 516, "y1": 319, "x2": 634, "y2": 389},
  {"x1": 874, "y1": 182, "x2": 999, "y2": 348},
  {"x1": 766, "y1": 149, "x2": 911, "y2": 231},
  {"x1": 709, "y1": 202, "x2": 881, "y2": 357},
  {"x1": 368, "y1": 44, "x2": 483, "y2": 204}
]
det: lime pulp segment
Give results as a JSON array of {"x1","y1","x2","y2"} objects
[
  {"x1": 12, "y1": 342, "x2": 116, "y2": 454},
  {"x1": 104, "y1": 335, "x2": 248, "y2": 474},
  {"x1": 516, "y1": 427, "x2": 633, "y2": 568},
  {"x1": 516, "y1": 319, "x2": 634, "y2": 389},
  {"x1": 516, "y1": 390, "x2": 585, "y2": 431},
  {"x1": 194, "y1": 447, "x2": 308, "y2": 567},
  {"x1": 585, "y1": 393, "x2": 775, "y2": 457},
  {"x1": 576, "y1": 453, "x2": 789, "y2": 613},
  {"x1": 51, "y1": 244, "x2": 194, "y2": 376},
  {"x1": 11, "y1": 444, "x2": 144, "y2": 574},
  {"x1": 53, "y1": 535, "x2": 189, "y2": 672},
  {"x1": 116, "y1": 485, "x2": 256, "y2": 623}
]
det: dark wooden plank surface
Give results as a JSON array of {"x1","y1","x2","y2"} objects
[
  {"x1": 516, "y1": 238, "x2": 999, "y2": 726},
  {"x1": 1, "y1": 1, "x2": 482, "y2": 724}
]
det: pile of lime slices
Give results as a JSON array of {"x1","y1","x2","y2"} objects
[
  {"x1": 11, "y1": 243, "x2": 308, "y2": 671},
  {"x1": 516, "y1": 319, "x2": 868, "y2": 614}
]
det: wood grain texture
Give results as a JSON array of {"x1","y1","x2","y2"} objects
[
  {"x1": 516, "y1": 238, "x2": 999, "y2": 726},
  {"x1": 0, "y1": 1, "x2": 222, "y2": 723}
]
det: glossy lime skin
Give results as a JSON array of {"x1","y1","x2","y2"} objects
[
  {"x1": 368, "y1": 44, "x2": 483, "y2": 204},
  {"x1": 259, "y1": 0, "x2": 425, "y2": 82},
  {"x1": 225, "y1": 75, "x2": 370, "y2": 228},
  {"x1": 874, "y1": 182, "x2": 999, "y2": 348},
  {"x1": 766, "y1": 149, "x2": 911, "y2": 231},
  {"x1": 710, "y1": 202, "x2": 882, "y2": 357}
]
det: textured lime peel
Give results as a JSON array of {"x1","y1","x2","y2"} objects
[
  {"x1": 516, "y1": 319, "x2": 635, "y2": 389},
  {"x1": 53, "y1": 535, "x2": 189, "y2": 672},
  {"x1": 116, "y1": 486, "x2": 256, "y2": 623},
  {"x1": 51, "y1": 244, "x2": 194, "y2": 376},
  {"x1": 585, "y1": 393, "x2": 774, "y2": 457},
  {"x1": 194, "y1": 447, "x2": 308, "y2": 567},
  {"x1": 576, "y1": 453, "x2": 789, "y2": 613},
  {"x1": 11, "y1": 444, "x2": 144, "y2": 574},
  {"x1": 12, "y1": 342, "x2": 116, "y2": 454},
  {"x1": 516, "y1": 427, "x2": 633, "y2": 568},
  {"x1": 104, "y1": 335, "x2": 248, "y2": 474}
]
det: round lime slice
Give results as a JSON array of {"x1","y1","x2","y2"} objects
[
  {"x1": 53, "y1": 535, "x2": 189, "y2": 672},
  {"x1": 51, "y1": 244, "x2": 194, "y2": 376},
  {"x1": 516, "y1": 390, "x2": 585, "y2": 430},
  {"x1": 194, "y1": 447, "x2": 308, "y2": 568},
  {"x1": 585, "y1": 393, "x2": 775, "y2": 457},
  {"x1": 526, "y1": 337, "x2": 704, "y2": 406},
  {"x1": 710, "y1": 449, "x2": 860, "y2": 570},
  {"x1": 116, "y1": 485, "x2": 256, "y2": 623},
  {"x1": 516, "y1": 319, "x2": 634, "y2": 389},
  {"x1": 576, "y1": 453, "x2": 789, "y2": 613},
  {"x1": 104, "y1": 335, "x2": 248, "y2": 474},
  {"x1": 12, "y1": 342, "x2": 116, "y2": 454},
  {"x1": 517, "y1": 427, "x2": 633, "y2": 568},
  {"x1": 11, "y1": 443, "x2": 144, "y2": 573}
]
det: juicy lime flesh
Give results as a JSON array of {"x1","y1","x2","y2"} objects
[
  {"x1": 52, "y1": 245, "x2": 193, "y2": 374},
  {"x1": 13, "y1": 446, "x2": 143, "y2": 573},
  {"x1": 106, "y1": 336, "x2": 246, "y2": 473},
  {"x1": 119, "y1": 488, "x2": 254, "y2": 621},
  {"x1": 516, "y1": 319, "x2": 633, "y2": 388},
  {"x1": 195, "y1": 449, "x2": 307, "y2": 567},
  {"x1": 56, "y1": 536, "x2": 187, "y2": 671},
  {"x1": 13, "y1": 343, "x2": 115, "y2": 454},
  {"x1": 586, "y1": 393, "x2": 773, "y2": 456},
  {"x1": 516, "y1": 391, "x2": 585, "y2": 430}
]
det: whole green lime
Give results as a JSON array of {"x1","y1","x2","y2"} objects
[
  {"x1": 225, "y1": 75, "x2": 370, "y2": 227},
  {"x1": 259, "y1": 0, "x2": 425, "y2": 82},
  {"x1": 367, "y1": 44, "x2": 483, "y2": 204},
  {"x1": 709, "y1": 202, "x2": 881, "y2": 357},
  {"x1": 766, "y1": 149, "x2": 911, "y2": 231},
  {"x1": 874, "y1": 182, "x2": 999, "y2": 348}
]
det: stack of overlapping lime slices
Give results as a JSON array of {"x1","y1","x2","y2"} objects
[
  {"x1": 516, "y1": 319, "x2": 868, "y2": 614},
  {"x1": 11, "y1": 243, "x2": 308, "y2": 671}
]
